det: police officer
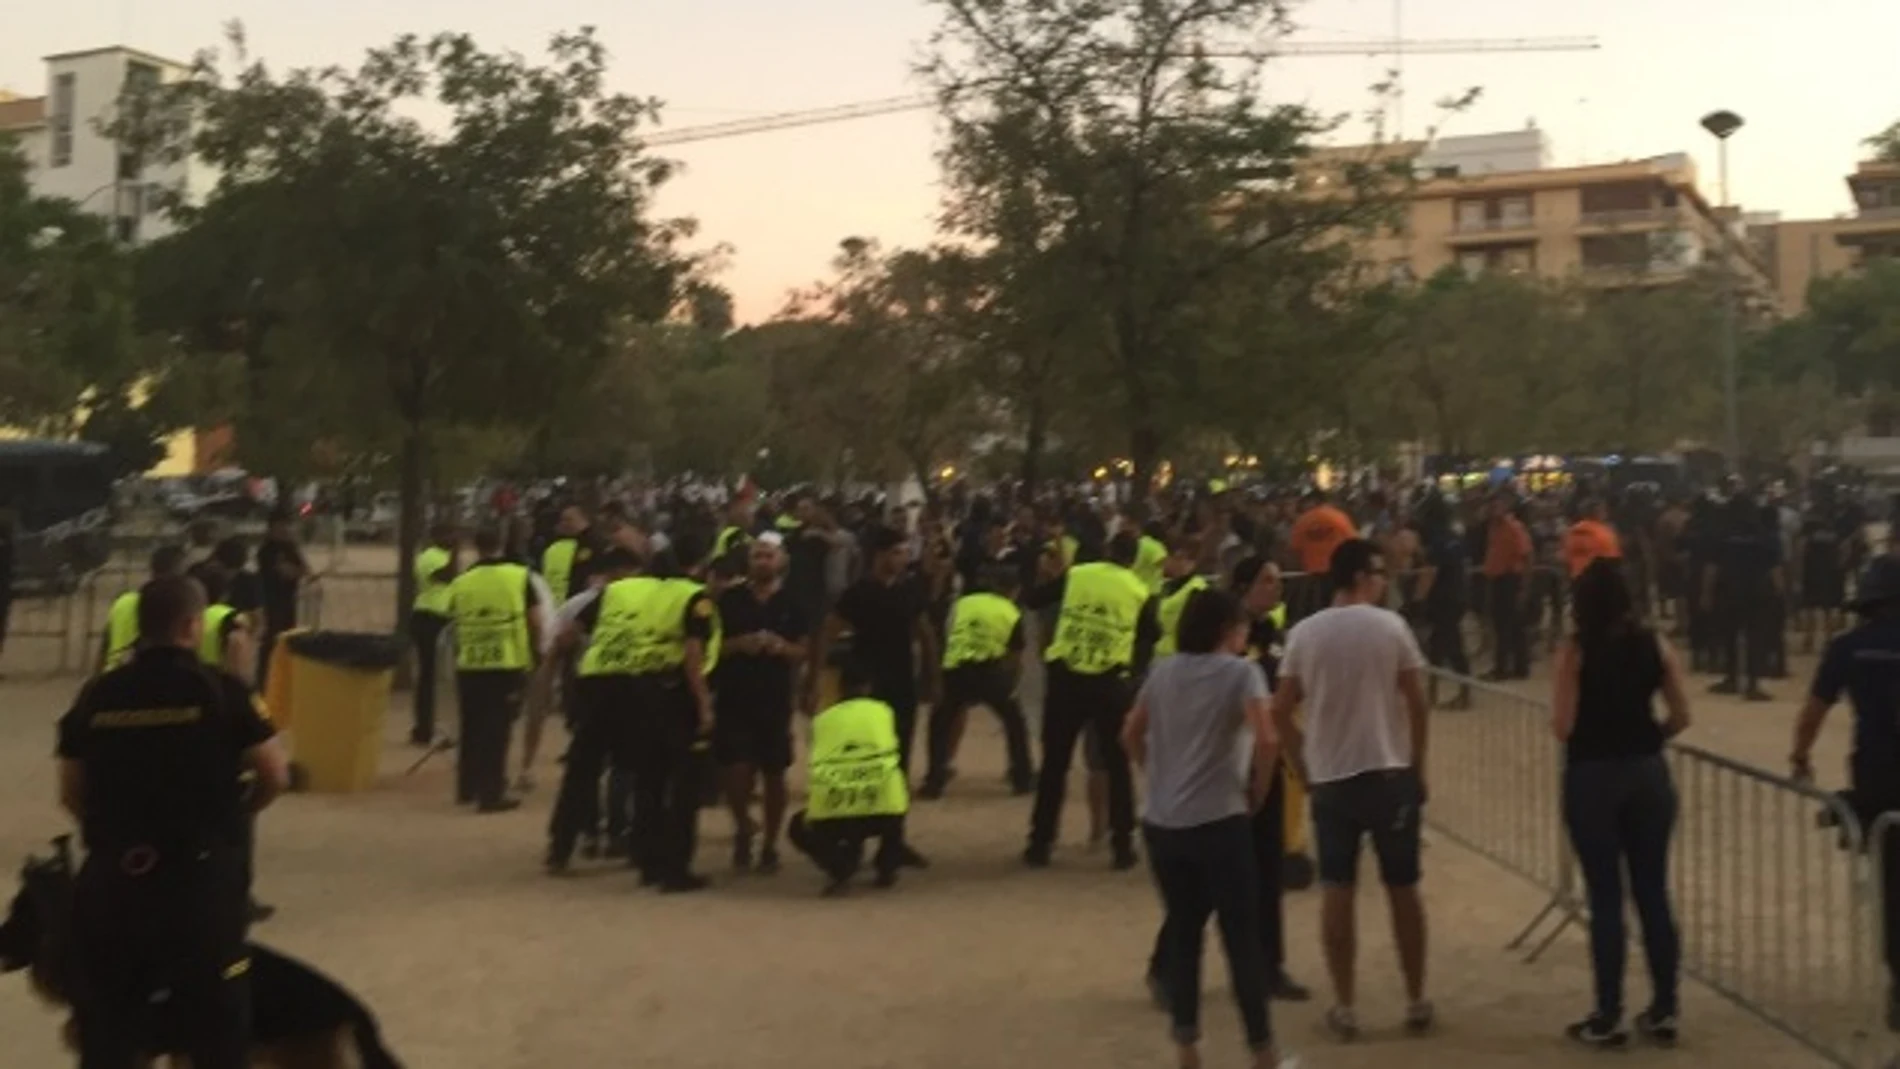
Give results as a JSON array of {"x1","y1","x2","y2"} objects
[
  {"x1": 56, "y1": 574, "x2": 289, "y2": 1068},
  {"x1": 787, "y1": 655, "x2": 913, "y2": 894},
  {"x1": 924, "y1": 563, "x2": 1032, "y2": 799},
  {"x1": 1024, "y1": 529, "x2": 1160, "y2": 871},
  {"x1": 566, "y1": 540, "x2": 719, "y2": 891},
  {"x1": 410, "y1": 522, "x2": 458, "y2": 746},
  {"x1": 448, "y1": 527, "x2": 542, "y2": 814},
  {"x1": 1790, "y1": 555, "x2": 1900, "y2": 1031},
  {"x1": 545, "y1": 547, "x2": 643, "y2": 874},
  {"x1": 1705, "y1": 492, "x2": 1779, "y2": 702},
  {"x1": 100, "y1": 545, "x2": 188, "y2": 671}
]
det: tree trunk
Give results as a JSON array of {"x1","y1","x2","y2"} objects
[
  {"x1": 1129, "y1": 423, "x2": 1160, "y2": 505},
  {"x1": 393, "y1": 415, "x2": 425, "y2": 688},
  {"x1": 1019, "y1": 397, "x2": 1047, "y2": 499}
]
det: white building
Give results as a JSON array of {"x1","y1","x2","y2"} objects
[{"x1": 0, "y1": 46, "x2": 213, "y2": 242}]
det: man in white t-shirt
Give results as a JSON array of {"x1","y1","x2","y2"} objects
[{"x1": 1273, "y1": 537, "x2": 1434, "y2": 1044}]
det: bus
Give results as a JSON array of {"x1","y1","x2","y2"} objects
[{"x1": 0, "y1": 439, "x2": 114, "y2": 593}]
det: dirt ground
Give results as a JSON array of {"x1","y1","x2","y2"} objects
[{"x1": 0, "y1": 656, "x2": 1860, "y2": 1069}]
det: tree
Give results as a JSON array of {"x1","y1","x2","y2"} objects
[
  {"x1": 1866, "y1": 120, "x2": 1900, "y2": 164},
  {"x1": 148, "y1": 27, "x2": 689, "y2": 617},
  {"x1": 922, "y1": 0, "x2": 1408, "y2": 496}
]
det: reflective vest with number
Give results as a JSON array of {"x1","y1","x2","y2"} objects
[
  {"x1": 450, "y1": 562, "x2": 531, "y2": 672},
  {"x1": 579, "y1": 577, "x2": 721, "y2": 678},
  {"x1": 414, "y1": 546, "x2": 454, "y2": 615},
  {"x1": 105, "y1": 592, "x2": 140, "y2": 667},
  {"x1": 1133, "y1": 535, "x2": 1168, "y2": 593},
  {"x1": 198, "y1": 604, "x2": 237, "y2": 668},
  {"x1": 541, "y1": 539, "x2": 580, "y2": 604},
  {"x1": 1155, "y1": 575, "x2": 1210, "y2": 658},
  {"x1": 1045, "y1": 562, "x2": 1149, "y2": 675},
  {"x1": 942, "y1": 592, "x2": 1021, "y2": 668},
  {"x1": 806, "y1": 698, "x2": 909, "y2": 820}
]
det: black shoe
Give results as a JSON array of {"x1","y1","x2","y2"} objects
[
  {"x1": 1633, "y1": 1008, "x2": 1678, "y2": 1047},
  {"x1": 544, "y1": 852, "x2": 573, "y2": 877},
  {"x1": 476, "y1": 798, "x2": 521, "y2": 814},
  {"x1": 1565, "y1": 1013, "x2": 1629, "y2": 1048},
  {"x1": 897, "y1": 844, "x2": 930, "y2": 870},
  {"x1": 821, "y1": 875, "x2": 851, "y2": 897},
  {"x1": 248, "y1": 900, "x2": 276, "y2": 923},
  {"x1": 660, "y1": 873, "x2": 711, "y2": 894},
  {"x1": 1146, "y1": 972, "x2": 1169, "y2": 1011},
  {"x1": 873, "y1": 869, "x2": 899, "y2": 889},
  {"x1": 1267, "y1": 972, "x2": 1312, "y2": 1002},
  {"x1": 1022, "y1": 844, "x2": 1052, "y2": 869},
  {"x1": 1111, "y1": 844, "x2": 1139, "y2": 871},
  {"x1": 1709, "y1": 679, "x2": 1739, "y2": 695},
  {"x1": 732, "y1": 837, "x2": 754, "y2": 872},
  {"x1": 757, "y1": 846, "x2": 780, "y2": 875},
  {"x1": 916, "y1": 778, "x2": 947, "y2": 801},
  {"x1": 1009, "y1": 774, "x2": 1036, "y2": 797},
  {"x1": 578, "y1": 834, "x2": 601, "y2": 861},
  {"x1": 638, "y1": 869, "x2": 663, "y2": 888},
  {"x1": 603, "y1": 836, "x2": 629, "y2": 860},
  {"x1": 1744, "y1": 687, "x2": 1774, "y2": 703}
]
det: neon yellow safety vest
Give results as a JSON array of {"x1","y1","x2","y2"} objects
[
  {"x1": 1045, "y1": 562, "x2": 1150, "y2": 675},
  {"x1": 669, "y1": 577, "x2": 722, "y2": 676},
  {"x1": 542, "y1": 539, "x2": 580, "y2": 604},
  {"x1": 775, "y1": 514, "x2": 800, "y2": 532},
  {"x1": 105, "y1": 592, "x2": 140, "y2": 667},
  {"x1": 199, "y1": 604, "x2": 237, "y2": 668},
  {"x1": 1155, "y1": 575, "x2": 1211, "y2": 658},
  {"x1": 1269, "y1": 603, "x2": 1287, "y2": 631},
  {"x1": 1060, "y1": 535, "x2": 1079, "y2": 568},
  {"x1": 449, "y1": 562, "x2": 531, "y2": 672},
  {"x1": 414, "y1": 546, "x2": 454, "y2": 615},
  {"x1": 713, "y1": 525, "x2": 749, "y2": 562},
  {"x1": 1133, "y1": 535, "x2": 1168, "y2": 593},
  {"x1": 942, "y1": 592, "x2": 1022, "y2": 669},
  {"x1": 578, "y1": 577, "x2": 722, "y2": 678},
  {"x1": 806, "y1": 698, "x2": 910, "y2": 820}
]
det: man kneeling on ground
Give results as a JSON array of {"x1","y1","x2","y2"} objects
[{"x1": 787, "y1": 656, "x2": 912, "y2": 895}]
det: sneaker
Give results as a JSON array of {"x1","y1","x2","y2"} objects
[
  {"x1": 1324, "y1": 1005, "x2": 1359, "y2": 1042},
  {"x1": 1404, "y1": 1000, "x2": 1436, "y2": 1035},
  {"x1": 1267, "y1": 973, "x2": 1312, "y2": 1002},
  {"x1": 1633, "y1": 1008, "x2": 1677, "y2": 1047},
  {"x1": 1566, "y1": 1013, "x2": 1629, "y2": 1048}
]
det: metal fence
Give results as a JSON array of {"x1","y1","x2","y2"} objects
[{"x1": 1424, "y1": 666, "x2": 1887, "y2": 1067}]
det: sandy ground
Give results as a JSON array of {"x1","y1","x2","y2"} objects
[{"x1": 0, "y1": 662, "x2": 1860, "y2": 1069}]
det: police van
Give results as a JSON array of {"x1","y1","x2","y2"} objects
[{"x1": 0, "y1": 439, "x2": 114, "y2": 593}]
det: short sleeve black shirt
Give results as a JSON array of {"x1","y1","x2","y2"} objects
[
  {"x1": 713, "y1": 583, "x2": 810, "y2": 715},
  {"x1": 255, "y1": 537, "x2": 306, "y2": 631},
  {"x1": 56, "y1": 647, "x2": 275, "y2": 851},
  {"x1": 833, "y1": 575, "x2": 927, "y2": 693}
]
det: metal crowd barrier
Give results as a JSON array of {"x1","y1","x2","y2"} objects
[
  {"x1": 1872, "y1": 812, "x2": 1900, "y2": 1069},
  {"x1": 1420, "y1": 665, "x2": 1885, "y2": 1067}
]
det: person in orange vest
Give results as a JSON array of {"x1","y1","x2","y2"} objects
[{"x1": 1565, "y1": 497, "x2": 1624, "y2": 581}]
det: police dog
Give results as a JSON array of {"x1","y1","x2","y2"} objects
[{"x1": 0, "y1": 838, "x2": 402, "y2": 1068}]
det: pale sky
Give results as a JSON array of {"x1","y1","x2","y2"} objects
[{"x1": 5, "y1": 0, "x2": 1895, "y2": 323}]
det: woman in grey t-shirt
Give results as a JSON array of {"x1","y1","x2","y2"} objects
[{"x1": 1123, "y1": 589, "x2": 1295, "y2": 1069}]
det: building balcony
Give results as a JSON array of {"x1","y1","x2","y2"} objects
[
  {"x1": 1448, "y1": 216, "x2": 1538, "y2": 242},
  {"x1": 1575, "y1": 207, "x2": 1684, "y2": 231},
  {"x1": 1833, "y1": 207, "x2": 1900, "y2": 248}
]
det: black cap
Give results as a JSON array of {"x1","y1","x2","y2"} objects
[{"x1": 1848, "y1": 556, "x2": 1900, "y2": 613}]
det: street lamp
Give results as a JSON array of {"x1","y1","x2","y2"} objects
[{"x1": 1700, "y1": 109, "x2": 1745, "y2": 474}]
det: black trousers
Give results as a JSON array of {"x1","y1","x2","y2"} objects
[
  {"x1": 1142, "y1": 816, "x2": 1274, "y2": 1051},
  {"x1": 255, "y1": 629, "x2": 282, "y2": 690},
  {"x1": 1489, "y1": 573, "x2": 1530, "y2": 678},
  {"x1": 74, "y1": 850, "x2": 251, "y2": 1069},
  {"x1": 1150, "y1": 769, "x2": 1289, "y2": 981},
  {"x1": 409, "y1": 611, "x2": 450, "y2": 743},
  {"x1": 1424, "y1": 607, "x2": 1469, "y2": 678},
  {"x1": 626, "y1": 679, "x2": 701, "y2": 881},
  {"x1": 929, "y1": 661, "x2": 1034, "y2": 785},
  {"x1": 456, "y1": 670, "x2": 524, "y2": 807},
  {"x1": 787, "y1": 811, "x2": 904, "y2": 882},
  {"x1": 1715, "y1": 593, "x2": 1769, "y2": 689},
  {"x1": 1028, "y1": 664, "x2": 1135, "y2": 852},
  {"x1": 547, "y1": 677, "x2": 638, "y2": 863},
  {"x1": 872, "y1": 678, "x2": 920, "y2": 776}
]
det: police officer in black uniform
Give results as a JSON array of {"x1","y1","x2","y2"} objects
[
  {"x1": 1791, "y1": 555, "x2": 1900, "y2": 1031},
  {"x1": 56, "y1": 575, "x2": 289, "y2": 1069}
]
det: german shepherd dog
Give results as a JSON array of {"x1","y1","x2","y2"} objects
[{"x1": 0, "y1": 838, "x2": 402, "y2": 1068}]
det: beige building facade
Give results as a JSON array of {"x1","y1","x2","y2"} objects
[{"x1": 1761, "y1": 160, "x2": 1900, "y2": 312}]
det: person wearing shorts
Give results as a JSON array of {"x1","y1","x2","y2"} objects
[
  {"x1": 714, "y1": 535, "x2": 809, "y2": 874},
  {"x1": 1273, "y1": 537, "x2": 1435, "y2": 1044}
]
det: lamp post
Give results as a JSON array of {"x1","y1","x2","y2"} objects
[{"x1": 1701, "y1": 109, "x2": 1744, "y2": 474}]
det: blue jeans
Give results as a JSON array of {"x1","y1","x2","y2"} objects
[{"x1": 1563, "y1": 754, "x2": 1680, "y2": 1021}]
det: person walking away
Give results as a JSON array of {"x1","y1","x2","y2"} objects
[
  {"x1": 194, "y1": 563, "x2": 273, "y2": 922},
  {"x1": 253, "y1": 510, "x2": 308, "y2": 688},
  {"x1": 410, "y1": 523, "x2": 458, "y2": 747},
  {"x1": 925, "y1": 563, "x2": 1033, "y2": 799},
  {"x1": 447, "y1": 528, "x2": 541, "y2": 814},
  {"x1": 1122, "y1": 589, "x2": 1300, "y2": 1069},
  {"x1": 1563, "y1": 498, "x2": 1622, "y2": 583},
  {"x1": 1411, "y1": 494, "x2": 1471, "y2": 710},
  {"x1": 1022, "y1": 530, "x2": 1160, "y2": 871},
  {"x1": 1704, "y1": 493, "x2": 1778, "y2": 702},
  {"x1": 715, "y1": 534, "x2": 810, "y2": 872},
  {"x1": 1483, "y1": 492, "x2": 1534, "y2": 680},
  {"x1": 1271, "y1": 538, "x2": 1434, "y2": 1041},
  {"x1": 57, "y1": 575, "x2": 290, "y2": 1068},
  {"x1": 1790, "y1": 555, "x2": 1900, "y2": 1033},
  {"x1": 788, "y1": 656, "x2": 913, "y2": 894},
  {"x1": 545, "y1": 548, "x2": 643, "y2": 873},
  {"x1": 101, "y1": 546, "x2": 189, "y2": 671},
  {"x1": 1551, "y1": 558, "x2": 1690, "y2": 1047}
]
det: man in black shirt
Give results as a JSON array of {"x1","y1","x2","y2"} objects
[
  {"x1": 1705, "y1": 494, "x2": 1780, "y2": 702},
  {"x1": 714, "y1": 534, "x2": 810, "y2": 873},
  {"x1": 253, "y1": 512, "x2": 307, "y2": 688},
  {"x1": 56, "y1": 575, "x2": 289, "y2": 1068},
  {"x1": 1799, "y1": 501, "x2": 1848, "y2": 652}
]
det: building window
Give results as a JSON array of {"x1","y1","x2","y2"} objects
[
  {"x1": 1459, "y1": 250, "x2": 1487, "y2": 278},
  {"x1": 1500, "y1": 245, "x2": 1536, "y2": 274},
  {"x1": 1456, "y1": 200, "x2": 1488, "y2": 231},
  {"x1": 50, "y1": 73, "x2": 76, "y2": 168},
  {"x1": 1499, "y1": 196, "x2": 1533, "y2": 226}
]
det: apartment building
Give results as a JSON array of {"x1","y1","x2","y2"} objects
[
  {"x1": 1759, "y1": 159, "x2": 1900, "y2": 313},
  {"x1": 0, "y1": 46, "x2": 211, "y2": 243}
]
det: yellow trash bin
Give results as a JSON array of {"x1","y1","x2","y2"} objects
[{"x1": 280, "y1": 631, "x2": 402, "y2": 794}]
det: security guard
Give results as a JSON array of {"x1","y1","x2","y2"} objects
[
  {"x1": 1131, "y1": 517, "x2": 1170, "y2": 594},
  {"x1": 541, "y1": 505, "x2": 595, "y2": 606},
  {"x1": 787, "y1": 655, "x2": 912, "y2": 894},
  {"x1": 565, "y1": 539, "x2": 718, "y2": 892},
  {"x1": 1791, "y1": 555, "x2": 1900, "y2": 1031},
  {"x1": 100, "y1": 545, "x2": 189, "y2": 671},
  {"x1": 923, "y1": 563, "x2": 1032, "y2": 799},
  {"x1": 545, "y1": 547, "x2": 643, "y2": 874},
  {"x1": 1024, "y1": 530, "x2": 1160, "y2": 870},
  {"x1": 56, "y1": 575, "x2": 289, "y2": 1068},
  {"x1": 710, "y1": 496, "x2": 755, "y2": 579},
  {"x1": 449, "y1": 527, "x2": 542, "y2": 814},
  {"x1": 1154, "y1": 535, "x2": 1210, "y2": 657},
  {"x1": 410, "y1": 522, "x2": 458, "y2": 746},
  {"x1": 193, "y1": 566, "x2": 253, "y2": 680}
]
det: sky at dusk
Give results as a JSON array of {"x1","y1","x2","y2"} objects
[{"x1": 5, "y1": 0, "x2": 1895, "y2": 323}]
